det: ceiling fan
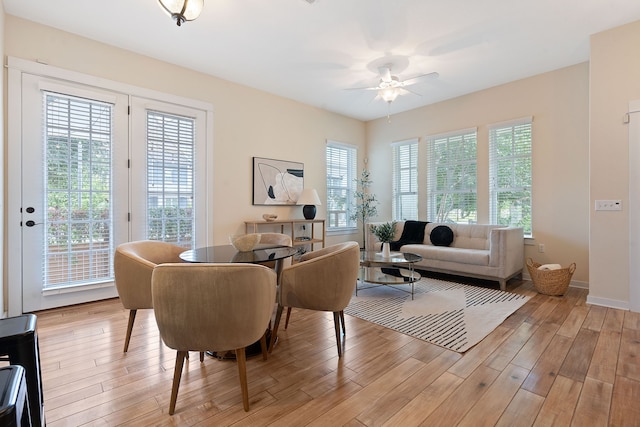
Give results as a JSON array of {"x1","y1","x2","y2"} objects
[{"x1": 351, "y1": 63, "x2": 439, "y2": 104}]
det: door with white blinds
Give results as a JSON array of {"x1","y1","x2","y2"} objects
[
  {"x1": 16, "y1": 75, "x2": 209, "y2": 313},
  {"x1": 20, "y1": 75, "x2": 129, "y2": 312},
  {"x1": 129, "y1": 98, "x2": 207, "y2": 246}
]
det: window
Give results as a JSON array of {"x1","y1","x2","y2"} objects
[
  {"x1": 326, "y1": 141, "x2": 357, "y2": 230},
  {"x1": 44, "y1": 92, "x2": 114, "y2": 289},
  {"x1": 489, "y1": 117, "x2": 532, "y2": 236},
  {"x1": 392, "y1": 138, "x2": 418, "y2": 220},
  {"x1": 146, "y1": 110, "x2": 195, "y2": 247},
  {"x1": 426, "y1": 128, "x2": 478, "y2": 223}
]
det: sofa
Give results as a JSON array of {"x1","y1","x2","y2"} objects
[{"x1": 366, "y1": 220, "x2": 524, "y2": 290}]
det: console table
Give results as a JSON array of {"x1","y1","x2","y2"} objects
[{"x1": 245, "y1": 219, "x2": 325, "y2": 251}]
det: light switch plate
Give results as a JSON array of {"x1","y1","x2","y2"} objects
[{"x1": 595, "y1": 200, "x2": 622, "y2": 211}]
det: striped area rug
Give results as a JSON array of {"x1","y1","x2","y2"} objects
[{"x1": 345, "y1": 277, "x2": 530, "y2": 353}]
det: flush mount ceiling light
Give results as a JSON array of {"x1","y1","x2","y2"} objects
[{"x1": 158, "y1": 0, "x2": 204, "y2": 26}]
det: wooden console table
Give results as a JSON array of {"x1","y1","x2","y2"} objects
[{"x1": 245, "y1": 219, "x2": 325, "y2": 250}]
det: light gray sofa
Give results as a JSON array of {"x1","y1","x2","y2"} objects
[{"x1": 366, "y1": 221, "x2": 524, "y2": 290}]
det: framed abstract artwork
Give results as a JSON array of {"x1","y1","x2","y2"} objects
[{"x1": 253, "y1": 157, "x2": 304, "y2": 205}]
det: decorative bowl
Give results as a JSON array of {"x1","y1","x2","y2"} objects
[
  {"x1": 262, "y1": 213, "x2": 278, "y2": 222},
  {"x1": 229, "y1": 233, "x2": 261, "y2": 252}
]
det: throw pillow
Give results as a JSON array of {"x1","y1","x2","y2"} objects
[
  {"x1": 430, "y1": 225, "x2": 454, "y2": 246},
  {"x1": 390, "y1": 220, "x2": 429, "y2": 251}
]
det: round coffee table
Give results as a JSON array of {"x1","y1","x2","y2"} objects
[{"x1": 358, "y1": 250, "x2": 422, "y2": 299}]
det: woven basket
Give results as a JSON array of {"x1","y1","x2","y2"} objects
[{"x1": 526, "y1": 258, "x2": 576, "y2": 296}]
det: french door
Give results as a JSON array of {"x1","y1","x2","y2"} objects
[
  {"x1": 12, "y1": 70, "x2": 209, "y2": 313},
  {"x1": 19, "y1": 75, "x2": 129, "y2": 312}
]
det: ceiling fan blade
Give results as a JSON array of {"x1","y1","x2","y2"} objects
[
  {"x1": 401, "y1": 71, "x2": 439, "y2": 86},
  {"x1": 345, "y1": 86, "x2": 380, "y2": 91},
  {"x1": 401, "y1": 87, "x2": 422, "y2": 96}
]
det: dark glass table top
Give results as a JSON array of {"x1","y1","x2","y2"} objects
[
  {"x1": 359, "y1": 250, "x2": 422, "y2": 266},
  {"x1": 179, "y1": 244, "x2": 299, "y2": 264}
]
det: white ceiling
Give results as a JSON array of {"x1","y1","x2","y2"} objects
[{"x1": 5, "y1": 0, "x2": 640, "y2": 121}]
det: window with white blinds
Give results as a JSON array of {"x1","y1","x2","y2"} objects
[
  {"x1": 489, "y1": 117, "x2": 532, "y2": 236},
  {"x1": 426, "y1": 129, "x2": 478, "y2": 223},
  {"x1": 146, "y1": 110, "x2": 195, "y2": 247},
  {"x1": 44, "y1": 92, "x2": 113, "y2": 289},
  {"x1": 326, "y1": 141, "x2": 357, "y2": 230},
  {"x1": 392, "y1": 139, "x2": 418, "y2": 221}
]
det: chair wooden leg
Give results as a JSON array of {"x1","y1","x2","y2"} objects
[
  {"x1": 200, "y1": 352, "x2": 205, "y2": 362},
  {"x1": 259, "y1": 331, "x2": 268, "y2": 361},
  {"x1": 339, "y1": 310, "x2": 346, "y2": 334},
  {"x1": 269, "y1": 305, "x2": 284, "y2": 353},
  {"x1": 236, "y1": 347, "x2": 250, "y2": 411},
  {"x1": 333, "y1": 312, "x2": 343, "y2": 357},
  {"x1": 284, "y1": 307, "x2": 292, "y2": 329},
  {"x1": 169, "y1": 351, "x2": 187, "y2": 415},
  {"x1": 123, "y1": 309, "x2": 137, "y2": 352}
]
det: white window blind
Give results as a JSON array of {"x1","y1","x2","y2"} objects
[
  {"x1": 326, "y1": 141, "x2": 357, "y2": 230},
  {"x1": 44, "y1": 92, "x2": 113, "y2": 289},
  {"x1": 489, "y1": 117, "x2": 532, "y2": 236},
  {"x1": 146, "y1": 110, "x2": 195, "y2": 247},
  {"x1": 426, "y1": 128, "x2": 478, "y2": 223},
  {"x1": 392, "y1": 139, "x2": 418, "y2": 220}
]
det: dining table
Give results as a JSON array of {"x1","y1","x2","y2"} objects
[
  {"x1": 179, "y1": 243, "x2": 299, "y2": 359},
  {"x1": 179, "y1": 243, "x2": 298, "y2": 277}
]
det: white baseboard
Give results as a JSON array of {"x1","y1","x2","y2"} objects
[
  {"x1": 522, "y1": 274, "x2": 588, "y2": 290},
  {"x1": 568, "y1": 279, "x2": 588, "y2": 289},
  {"x1": 586, "y1": 295, "x2": 630, "y2": 311}
]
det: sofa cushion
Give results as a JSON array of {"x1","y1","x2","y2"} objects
[
  {"x1": 401, "y1": 244, "x2": 490, "y2": 266},
  {"x1": 430, "y1": 225, "x2": 454, "y2": 246}
]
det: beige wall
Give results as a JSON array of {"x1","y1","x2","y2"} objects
[
  {"x1": 4, "y1": 15, "x2": 365, "y2": 250},
  {"x1": 365, "y1": 63, "x2": 590, "y2": 285},
  {"x1": 589, "y1": 20, "x2": 640, "y2": 308},
  {"x1": 8, "y1": 14, "x2": 640, "y2": 309}
]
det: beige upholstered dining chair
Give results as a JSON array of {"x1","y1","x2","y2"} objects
[
  {"x1": 114, "y1": 240, "x2": 185, "y2": 352},
  {"x1": 258, "y1": 232, "x2": 293, "y2": 269},
  {"x1": 269, "y1": 241, "x2": 360, "y2": 357},
  {"x1": 151, "y1": 263, "x2": 277, "y2": 414}
]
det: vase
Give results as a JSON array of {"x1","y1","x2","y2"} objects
[{"x1": 382, "y1": 242, "x2": 391, "y2": 258}]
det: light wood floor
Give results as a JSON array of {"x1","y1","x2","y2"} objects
[{"x1": 31, "y1": 276, "x2": 640, "y2": 426}]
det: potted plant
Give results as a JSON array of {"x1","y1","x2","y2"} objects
[
  {"x1": 350, "y1": 169, "x2": 378, "y2": 250},
  {"x1": 370, "y1": 221, "x2": 397, "y2": 257}
]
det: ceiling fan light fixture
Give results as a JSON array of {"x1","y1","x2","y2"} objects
[
  {"x1": 379, "y1": 87, "x2": 400, "y2": 103},
  {"x1": 158, "y1": 0, "x2": 204, "y2": 26}
]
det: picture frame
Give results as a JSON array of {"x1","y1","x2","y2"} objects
[{"x1": 253, "y1": 157, "x2": 304, "y2": 205}]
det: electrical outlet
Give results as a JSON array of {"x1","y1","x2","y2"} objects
[
  {"x1": 538, "y1": 244, "x2": 545, "y2": 253},
  {"x1": 595, "y1": 200, "x2": 622, "y2": 211}
]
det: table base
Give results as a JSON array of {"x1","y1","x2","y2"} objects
[
  {"x1": 357, "y1": 267, "x2": 421, "y2": 300},
  {"x1": 206, "y1": 329, "x2": 275, "y2": 360}
]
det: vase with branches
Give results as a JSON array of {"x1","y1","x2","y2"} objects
[{"x1": 350, "y1": 169, "x2": 378, "y2": 250}]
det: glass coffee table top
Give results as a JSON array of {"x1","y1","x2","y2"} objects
[
  {"x1": 360, "y1": 250, "x2": 422, "y2": 266},
  {"x1": 358, "y1": 250, "x2": 422, "y2": 299}
]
